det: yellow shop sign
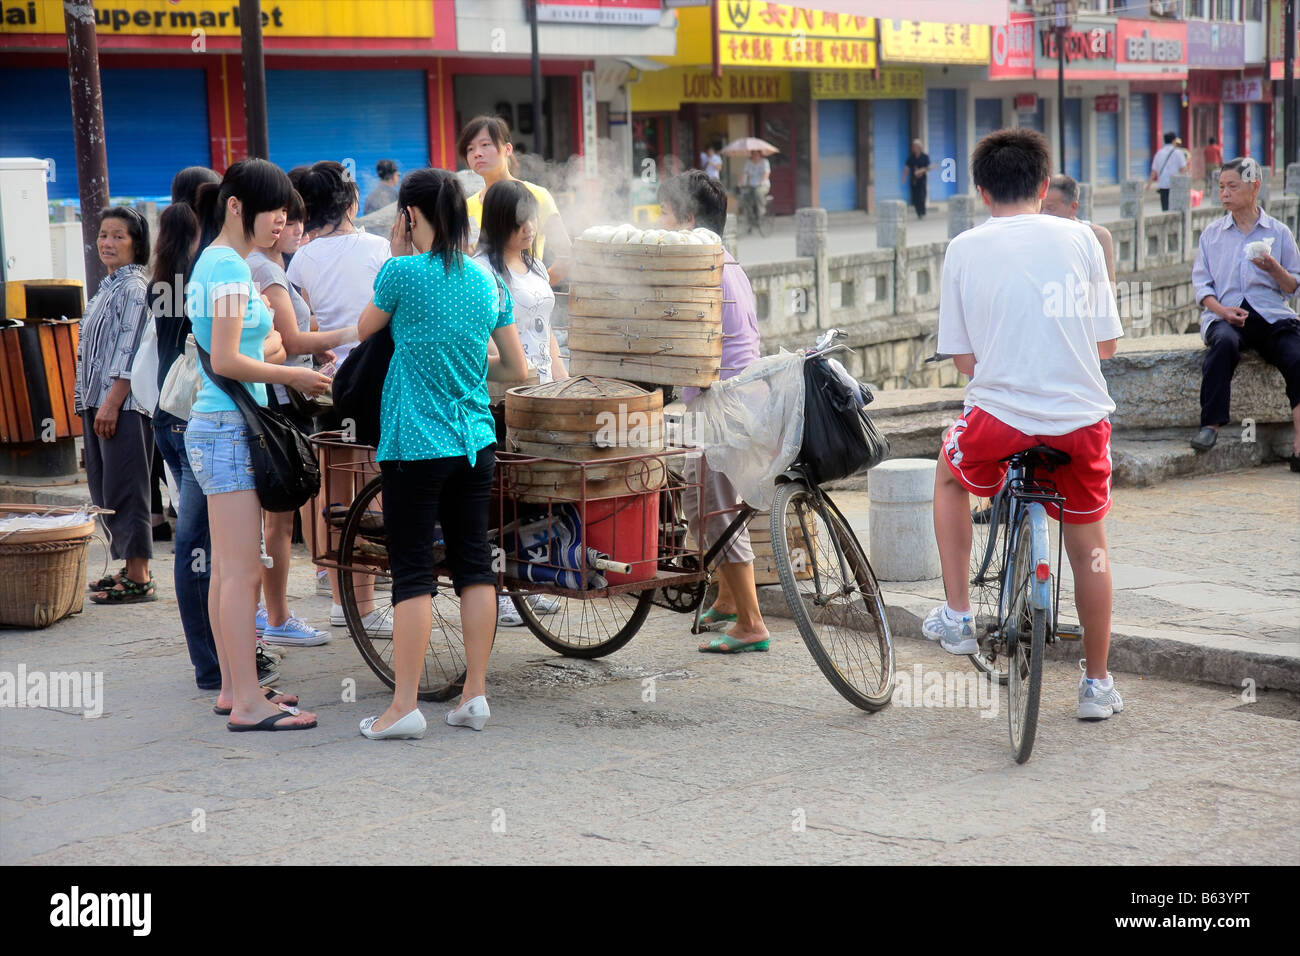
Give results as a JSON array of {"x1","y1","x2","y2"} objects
[
  {"x1": 631, "y1": 67, "x2": 790, "y2": 112},
  {"x1": 717, "y1": 1, "x2": 877, "y2": 70},
  {"x1": 0, "y1": 0, "x2": 435, "y2": 38},
  {"x1": 810, "y1": 68, "x2": 924, "y2": 100},
  {"x1": 880, "y1": 20, "x2": 990, "y2": 65}
]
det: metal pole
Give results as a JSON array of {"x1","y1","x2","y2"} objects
[
  {"x1": 63, "y1": 0, "x2": 110, "y2": 293},
  {"x1": 1058, "y1": 26, "x2": 1067, "y2": 174},
  {"x1": 240, "y1": 0, "x2": 269, "y2": 159},
  {"x1": 529, "y1": 0, "x2": 546, "y2": 159},
  {"x1": 1286, "y1": 0, "x2": 1296, "y2": 166}
]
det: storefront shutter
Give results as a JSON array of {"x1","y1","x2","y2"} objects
[
  {"x1": 1128, "y1": 93, "x2": 1152, "y2": 180},
  {"x1": 872, "y1": 99, "x2": 910, "y2": 204},
  {"x1": 1161, "y1": 92, "x2": 1183, "y2": 139},
  {"x1": 1064, "y1": 98, "x2": 1083, "y2": 181},
  {"x1": 1096, "y1": 109, "x2": 1119, "y2": 185},
  {"x1": 0, "y1": 67, "x2": 208, "y2": 203},
  {"x1": 1249, "y1": 103, "x2": 1266, "y2": 161},
  {"x1": 1222, "y1": 104, "x2": 1240, "y2": 158},
  {"x1": 974, "y1": 98, "x2": 1002, "y2": 142},
  {"x1": 926, "y1": 89, "x2": 958, "y2": 201},
  {"x1": 817, "y1": 100, "x2": 857, "y2": 212},
  {"x1": 267, "y1": 69, "x2": 430, "y2": 204}
]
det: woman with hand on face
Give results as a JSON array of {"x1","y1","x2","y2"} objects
[
  {"x1": 75, "y1": 206, "x2": 157, "y2": 604},
  {"x1": 458, "y1": 115, "x2": 572, "y2": 284},
  {"x1": 355, "y1": 168, "x2": 527, "y2": 740},
  {"x1": 248, "y1": 186, "x2": 357, "y2": 648},
  {"x1": 189, "y1": 159, "x2": 332, "y2": 732}
]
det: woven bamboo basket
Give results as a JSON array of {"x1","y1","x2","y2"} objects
[
  {"x1": 568, "y1": 238, "x2": 724, "y2": 388},
  {"x1": 0, "y1": 506, "x2": 96, "y2": 629}
]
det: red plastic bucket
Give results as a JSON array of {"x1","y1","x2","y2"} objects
[{"x1": 582, "y1": 491, "x2": 660, "y2": 585}]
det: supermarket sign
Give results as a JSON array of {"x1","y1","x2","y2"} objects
[
  {"x1": 0, "y1": 0, "x2": 439, "y2": 38},
  {"x1": 989, "y1": 10, "x2": 1034, "y2": 78},
  {"x1": 1116, "y1": 18, "x2": 1186, "y2": 76}
]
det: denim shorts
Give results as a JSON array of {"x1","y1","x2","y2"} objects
[{"x1": 185, "y1": 411, "x2": 256, "y2": 495}]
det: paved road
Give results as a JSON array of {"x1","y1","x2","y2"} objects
[{"x1": 2, "y1": 531, "x2": 1296, "y2": 865}]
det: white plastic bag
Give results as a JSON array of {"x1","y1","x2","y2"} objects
[
  {"x1": 158, "y1": 334, "x2": 201, "y2": 420},
  {"x1": 683, "y1": 351, "x2": 806, "y2": 511},
  {"x1": 129, "y1": 317, "x2": 160, "y2": 413},
  {"x1": 1243, "y1": 237, "x2": 1274, "y2": 261}
]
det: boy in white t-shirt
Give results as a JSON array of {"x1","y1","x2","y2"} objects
[{"x1": 924, "y1": 128, "x2": 1127, "y2": 721}]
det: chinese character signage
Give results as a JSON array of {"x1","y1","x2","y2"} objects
[
  {"x1": 1116, "y1": 18, "x2": 1186, "y2": 77},
  {"x1": 1222, "y1": 78, "x2": 1265, "y2": 103},
  {"x1": 809, "y1": 67, "x2": 923, "y2": 99},
  {"x1": 717, "y1": 1, "x2": 878, "y2": 70},
  {"x1": 990, "y1": 10, "x2": 1035, "y2": 78},
  {"x1": 1186, "y1": 20, "x2": 1244, "y2": 69},
  {"x1": 880, "y1": 19, "x2": 989, "y2": 65}
]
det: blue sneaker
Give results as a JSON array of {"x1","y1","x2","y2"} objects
[
  {"x1": 921, "y1": 604, "x2": 978, "y2": 655},
  {"x1": 255, "y1": 606, "x2": 268, "y2": 636},
  {"x1": 262, "y1": 614, "x2": 330, "y2": 647}
]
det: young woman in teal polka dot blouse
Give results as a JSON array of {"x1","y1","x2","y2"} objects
[{"x1": 356, "y1": 168, "x2": 527, "y2": 740}]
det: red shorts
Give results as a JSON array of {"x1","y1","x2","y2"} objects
[{"x1": 940, "y1": 406, "x2": 1113, "y2": 524}]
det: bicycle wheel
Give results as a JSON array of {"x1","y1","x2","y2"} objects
[
  {"x1": 338, "y1": 476, "x2": 479, "y2": 702},
  {"x1": 1005, "y1": 506, "x2": 1048, "y2": 764},
  {"x1": 771, "y1": 480, "x2": 894, "y2": 711},
  {"x1": 969, "y1": 493, "x2": 1009, "y2": 684},
  {"x1": 514, "y1": 588, "x2": 655, "y2": 659}
]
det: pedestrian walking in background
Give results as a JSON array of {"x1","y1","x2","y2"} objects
[
  {"x1": 288, "y1": 160, "x2": 392, "y2": 628},
  {"x1": 189, "y1": 158, "x2": 331, "y2": 732},
  {"x1": 1147, "y1": 131, "x2": 1188, "y2": 211},
  {"x1": 76, "y1": 206, "x2": 157, "y2": 605},
  {"x1": 364, "y1": 158, "x2": 399, "y2": 216},
  {"x1": 458, "y1": 115, "x2": 572, "y2": 283},
  {"x1": 700, "y1": 142, "x2": 723, "y2": 181},
  {"x1": 903, "y1": 139, "x2": 933, "y2": 220},
  {"x1": 248, "y1": 187, "x2": 358, "y2": 648},
  {"x1": 354, "y1": 167, "x2": 527, "y2": 739},
  {"x1": 1203, "y1": 137, "x2": 1223, "y2": 193}
]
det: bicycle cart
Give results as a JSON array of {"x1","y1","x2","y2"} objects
[{"x1": 309, "y1": 331, "x2": 895, "y2": 712}]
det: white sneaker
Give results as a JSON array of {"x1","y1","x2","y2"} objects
[
  {"x1": 445, "y1": 695, "x2": 490, "y2": 731},
  {"x1": 329, "y1": 603, "x2": 394, "y2": 635},
  {"x1": 262, "y1": 613, "x2": 330, "y2": 647},
  {"x1": 1077, "y1": 660, "x2": 1123, "y2": 720},
  {"x1": 315, "y1": 569, "x2": 331, "y2": 597},
  {"x1": 528, "y1": 594, "x2": 562, "y2": 615},
  {"x1": 330, "y1": 603, "x2": 345, "y2": 627},
  {"x1": 921, "y1": 604, "x2": 978, "y2": 655},
  {"x1": 497, "y1": 595, "x2": 525, "y2": 627}
]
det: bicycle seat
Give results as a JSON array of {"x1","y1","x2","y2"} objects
[{"x1": 1003, "y1": 445, "x2": 1071, "y2": 471}]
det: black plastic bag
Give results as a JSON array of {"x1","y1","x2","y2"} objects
[
  {"x1": 331, "y1": 326, "x2": 393, "y2": 449},
  {"x1": 799, "y1": 356, "x2": 890, "y2": 484}
]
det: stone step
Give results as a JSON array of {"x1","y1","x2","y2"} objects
[{"x1": 1110, "y1": 430, "x2": 1294, "y2": 487}]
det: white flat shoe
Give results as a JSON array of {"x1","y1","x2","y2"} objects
[
  {"x1": 360, "y1": 708, "x2": 427, "y2": 740},
  {"x1": 445, "y1": 695, "x2": 490, "y2": 731}
]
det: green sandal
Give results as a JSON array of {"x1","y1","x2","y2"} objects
[
  {"x1": 88, "y1": 566, "x2": 127, "y2": 592},
  {"x1": 698, "y1": 606, "x2": 739, "y2": 631},
  {"x1": 698, "y1": 634, "x2": 770, "y2": 654},
  {"x1": 90, "y1": 573, "x2": 157, "y2": 605}
]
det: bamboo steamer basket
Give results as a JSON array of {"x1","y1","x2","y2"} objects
[
  {"x1": 749, "y1": 514, "x2": 819, "y2": 586},
  {"x1": 0, "y1": 505, "x2": 97, "y2": 628},
  {"x1": 569, "y1": 238, "x2": 724, "y2": 388},
  {"x1": 503, "y1": 376, "x2": 665, "y2": 502}
]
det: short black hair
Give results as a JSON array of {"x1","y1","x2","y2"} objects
[
  {"x1": 970, "y1": 128, "x2": 1051, "y2": 205},
  {"x1": 99, "y1": 206, "x2": 151, "y2": 265},
  {"x1": 170, "y1": 166, "x2": 219, "y2": 207},
  {"x1": 286, "y1": 188, "x2": 306, "y2": 225},
  {"x1": 1208, "y1": 136, "x2": 1217, "y2": 145},
  {"x1": 659, "y1": 169, "x2": 727, "y2": 236},
  {"x1": 1048, "y1": 174, "x2": 1079, "y2": 206},
  {"x1": 457, "y1": 115, "x2": 512, "y2": 165},
  {"x1": 1164, "y1": 131, "x2": 1178, "y2": 144},
  {"x1": 194, "y1": 158, "x2": 294, "y2": 241},
  {"x1": 295, "y1": 160, "x2": 359, "y2": 233},
  {"x1": 376, "y1": 159, "x2": 398, "y2": 181}
]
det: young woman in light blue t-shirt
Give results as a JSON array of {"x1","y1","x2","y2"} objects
[{"x1": 188, "y1": 159, "x2": 331, "y2": 733}]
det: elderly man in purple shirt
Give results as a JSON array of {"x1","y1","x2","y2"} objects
[
  {"x1": 657, "y1": 170, "x2": 770, "y2": 651},
  {"x1": 1190, "y1": 156, "x2": 1300, "y2": 470}
]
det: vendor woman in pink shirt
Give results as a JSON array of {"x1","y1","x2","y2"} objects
[{"x1": 657, "y1": 171, "x2": 769, "y2": 652}]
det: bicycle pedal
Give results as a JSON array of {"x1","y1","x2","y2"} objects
[{"x1": 1056, "y1": 624, "x2": 1084, "y2": 641}]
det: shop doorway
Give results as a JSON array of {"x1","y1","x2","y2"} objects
[{"x1": 1190, "y1": 104, "x2": 1217, "y2": 180}]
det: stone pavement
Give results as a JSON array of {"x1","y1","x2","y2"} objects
[
  {"x1": 1, "y1": 541, "x2": 1297, "y2": 865},
  {"x1": 825, "y1": 464, "x2": 1300, "y2": 692}
]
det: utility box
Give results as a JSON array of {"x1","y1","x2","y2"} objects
[{"x1": 0, "y1": 158, "x2": 54, "y2": 284}]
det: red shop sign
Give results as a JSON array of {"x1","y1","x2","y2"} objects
[
  {"x1": 1094, "y1": 94, "x2": 1119, "y2": 113},
  {"x1": 1014, "y1": 93, "x2": 1038, "y2": 111}
]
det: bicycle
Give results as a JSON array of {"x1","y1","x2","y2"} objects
[
  {"x1": 738, "y1": 185, "x2": 774, "y2": 237},
  {"x1": 965, "y1": 445, "x2": 1081, "y2": 762}
]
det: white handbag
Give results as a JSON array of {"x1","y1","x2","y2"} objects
[
  {"x1": 129, "y1": 317, "x2": 161, "y2": 413},
  {"x1": 158, "y1": 334, "x2": 202, "y2": 420}
]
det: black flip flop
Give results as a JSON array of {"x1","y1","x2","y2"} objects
[
  {"x1": 227, "y1": 712, "x2": 317, "y2": 732},
  {"x1": 213, "y1": 688, "x2": 300, "y2": 716}
]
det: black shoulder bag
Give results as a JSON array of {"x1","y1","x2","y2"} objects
[{"x1": 196, "y1": 345, "x2": 321, "y2": 512}]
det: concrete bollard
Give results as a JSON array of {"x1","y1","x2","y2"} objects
[
  {"x1": 1259, "y1": 166, "x2": 1272, "y2": 209},
  {"x1": 876, "y1": 199, "x2": 907, "y2": 250},
  {"x1": 723, "y1": 213, "x2": 739, "y2": 260},
  {"x1": 1120, "y1": 180, "x2": 1144, "y2": 220},
  {"x1": 868, "y1": 458, "x2": 941, "y2": 582},
  {"x1": 1077, "y1": 182, "x2": 1094, "y2": 223},
  {"x1": 947, "y1": 194, "x2": 975, "y2": 239}
]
